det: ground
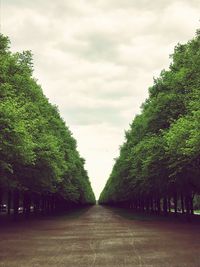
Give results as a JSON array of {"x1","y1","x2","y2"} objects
[{"x1": 0, "y1": 205, "x2": 200, "y2": 267}]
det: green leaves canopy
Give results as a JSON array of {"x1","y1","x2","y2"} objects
[
  {"x1": 99, "y1": 30, "x2": 200, "y2": 205},
  {"x1": 0, "y1": 34, "x2": 95, "y2": 205}
]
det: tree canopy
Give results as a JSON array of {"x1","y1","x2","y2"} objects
[
  {"x1": 99, "y1": 31, "x2": 200, "y2": 216},
  {"x1": 0, "y1": 34, "x2": 95, "y2": 216}
]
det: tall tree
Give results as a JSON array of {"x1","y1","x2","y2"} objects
[
  {"x1": 0, "y1": 34, "x2": 95, "y2": 217},
  {"x1": 99, "y1": 30, "x2": 200, "y2": 217}
]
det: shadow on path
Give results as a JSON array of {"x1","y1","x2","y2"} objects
[
  {"x1": 104, "y1": 205, "x2": 200, "y2": 224},
  {"x1": 0, "y1": 205, "x2": 200, "y2": 267}
]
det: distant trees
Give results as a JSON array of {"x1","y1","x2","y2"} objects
[
  {"x1": 99, "y1": 31, "x2": 200, "y2": 216},
  {"x1": 0, "y1": 34, "x2": 95, "y2": 217}
]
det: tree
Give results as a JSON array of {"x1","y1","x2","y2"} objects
[
  {"x1": 99, "y1": 30, "x2": 200, "y2": 217},
  {"x1": 0, "y1": 34, "x2": 95, "y2": 218}
]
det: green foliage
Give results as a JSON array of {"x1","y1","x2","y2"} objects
[
  {"x1": 0, "y1": 34, "x2": 95, "y2": 205},
  {"x1": 99, "y1": 30, "x2": 200, "y2": 207}
]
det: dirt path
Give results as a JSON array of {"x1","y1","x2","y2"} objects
[{"x1": 0, "y1": 205, "x2": 200, "y2": 267}]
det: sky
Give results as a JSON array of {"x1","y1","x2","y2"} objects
[{"x1": 1, "y1": 0, "x2": 200, "y2": 199}]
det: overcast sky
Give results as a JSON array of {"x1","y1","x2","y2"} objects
[{"x1": 1, "y1": 0, "x2": 200, "y2": 198}]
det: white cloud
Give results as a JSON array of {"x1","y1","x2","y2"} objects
[{"x1": 2, "y1": 0, "x2": 200, "y2": 198}]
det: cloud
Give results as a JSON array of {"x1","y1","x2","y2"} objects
[{"x1": 2, "y1": 0, "x2": 200, "y2": 198}]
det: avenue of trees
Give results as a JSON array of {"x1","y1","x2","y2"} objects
[
  {"x1": 99, "y1": 31, "x2": 200, "y2": 216},
  {"x1": 0, "y1": 34, "x2": 95, "y2": 217}
]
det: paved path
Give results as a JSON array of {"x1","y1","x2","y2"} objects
[{"x1": 0, "y1": 205, "x2": 200, "y2": 267}]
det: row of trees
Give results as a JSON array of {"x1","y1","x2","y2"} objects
[
  {"x1": 99, "y1": 30, "x2": 200, "y2": 216},
  {"x1": 0, "y1": 34, "x2": 95, "y2": 217}
]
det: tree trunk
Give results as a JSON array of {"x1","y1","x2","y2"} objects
[
  {"x1": 181, "y1": 194, "x2": 185, "y2": 214},
  {"x1": 189, "y1": 195, "x2": 194, "y2": 215},
  {"x1": 33, "y1": 194, "x2": 40, "y2": 215},
  {"x1": 13, "y1": 189, "x2": 19, "y2": 218},
  {"x1": 150, "y1": 198, "x2": 154, "y2": 213},
  {"x1": 23, "y1": 191, "x2": 31, "y2": 217},
  {"x1": 168, "y1": 197, "x2": 171, "y2": 213},
  {"x1": 26, "y1": 192, "x2": 31, "y2": 217},
  {"x1": 146, "y1": 198, "x2": 150, "y2": 213},
  {"x1": 163, "y1": 197, "x2": 168, "y2": 215},
  {"x1": 0, "y1": 188, "x2": 2, "y2": 212},
  {"x1": 141, "y1": 199, "x2": 145, "y2": 212},
  {"x1": 41, "y1": 195, "x2": 45, "y2": 214},
  {"x1": 185, "y1": 195, "x2": 190, "y2": 216},
  {"x1": 174, "y1": 193, "x2": 177, "y2": 214},
  {"x1": 157, "y1": 198, "x2": 161, "y2": 214},
  {"x1": 50, "y1": 195, "x2": 55, "y2": 214},
  {"x1": 7, "y1": 190, "x2": 12, "y2": 215}
]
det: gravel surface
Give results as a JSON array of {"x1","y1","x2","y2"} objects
[{"x1": 0, "y1": 205, "x2": 200, "y2": 267}]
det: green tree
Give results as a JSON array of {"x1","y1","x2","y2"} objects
[{"x1": 0, "y1": 34, "x2": 95, "y2": 218}]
